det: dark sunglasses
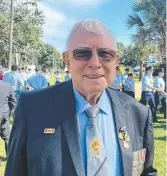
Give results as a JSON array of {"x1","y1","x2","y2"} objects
[{"x1": 72, "y1": 48, "x2": 116, "y2": 63}]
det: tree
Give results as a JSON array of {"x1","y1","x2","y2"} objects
[
  {"x1": 117, "y1": 42, "x2": 125, "y2": 58},
  {"x1": 123, "y1": 43, "x2": 159, "y2": 80},
  {"x1": 0, "y1": 0, "x2": 62, "y2": 70},
  {"x1": 127, "y1": 0, "x2": 166, "y2": 57},
  {"x1": 37, "y1": 43, "x2": 64, "y2": 70}
]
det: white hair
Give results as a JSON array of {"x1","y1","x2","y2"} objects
[{"x1": 66, "y1": 18, "x2": 116, "y2": 50}]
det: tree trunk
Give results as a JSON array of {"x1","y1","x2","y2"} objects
[
  {"x1": 8, "y1": 0, "x2": 14, "y2": 69},
  {"x1": 139, "y1": 60, "x2": 144, "y2": 81}
]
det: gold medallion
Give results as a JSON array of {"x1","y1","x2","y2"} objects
[
  {"x1": 123, "y1": 141, "x2": 129, "y2": 149},
  {"x1": 124, "y1": 132, "x2": 130, "y2": 142},
  {"x1": 90, "y1": 138, "x2": 101, "y2": 153},
  {"x1": 119, "y1": 133, "x2": 124, "y2": 140}
]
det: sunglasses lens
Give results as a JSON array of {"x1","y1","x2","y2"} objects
[
  {"x1": 98, "y1": 50, "x2": 115, "y2": 62},
  {"x1": 73, "y1": 49, "x2": 92, "y2": 61}
]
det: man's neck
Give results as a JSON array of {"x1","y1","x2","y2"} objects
[{"x1": 84, "y1": 92, "x2": 102, "y2": 105}]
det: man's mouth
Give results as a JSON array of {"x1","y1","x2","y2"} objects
[{"x1": 85, "y1": 75, "x2": 104, "y2": 79}]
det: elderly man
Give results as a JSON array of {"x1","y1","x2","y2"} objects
[{"x1": 5, "y1": 19, "x2": 157, "y2": 176}]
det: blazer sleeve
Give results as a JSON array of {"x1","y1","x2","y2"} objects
[
  {"x1": 5, "y1": 94, "x2": 28, "y2": 176},
  {"x1": 142, "y1": 109, "x2": 157, "y2": 176},
  {"x1": 8, "y1": 87, "x2": 16, "y2": 111}
]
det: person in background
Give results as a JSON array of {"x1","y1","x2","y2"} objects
[
  {"x1": 26, "y1": 67, "x2": 48, "y2": 90},
  {"x1": 5, "y1": 18, "x2": 157, "y2": 176},
  {"x1": 55, "y1": 71, "x2": 61, "y2": 84},
  {"x1": 124, "y1": 73, "x2": 135, "y2": 98},
  {"x1": 0, "y1": 80, "x2": 16, "y2": 160},
  {"x1": 64, "y1": 70, "x2": 71, "y2": 81},
  {"x1": 20, "y1": 68, "x2": 28, "y2": 87},
  {"x1": 0, "y1": 65, "x2": 4, "y2": 80},
  {"x1": 154, "y1": 68, "x2": 166, "y2": 118},
  {"x1": 3, "y1": 64, "x2": 24, "y2": 102},
  {"x1": 43, "y1": 68, "x2": 50, "y2": 86},
  {"x1": 122, "y1": 68, "x2": 130, "y2": 92},
  {"x1": 27, "y1": 68, "x2": 33, "y2": 79},
  {"x1": 140, "y1": 66, "x2": 162, "y2": 122},
  {"x1": 110, "y1": 66, "x2": 122, "y2": 91}
]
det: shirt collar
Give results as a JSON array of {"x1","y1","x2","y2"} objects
[{"x1": 73, "y1": 86, "x2": 109, "y2": 116}]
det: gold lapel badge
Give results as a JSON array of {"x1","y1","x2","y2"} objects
[
  {"x1": 119, "y1": 126, "x2": 130, "y2": 149},
  {"x1": 119, "y1": 133, "x2": 124, "y2": 140},
  {"x1": 124, "y1": 132, "x2": 130, "y2": 142},
  {"x1": 123, "y1": 141, "x2": 129, "y2": 149},
  {"x1": 44, "y1": 128, "x2": 55, "y2": 134}
]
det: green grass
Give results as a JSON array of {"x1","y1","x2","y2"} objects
[
  {"x1": 153, "y1": 114, "x2": 166, "y2": 175},
  {"x1": 49, "y1": 73, "x2": 66, "y2": 85},
  {"x1": 0, "y1": 74, "x2": 166, "y2": 175}
]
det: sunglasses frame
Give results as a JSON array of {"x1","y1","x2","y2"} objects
[{"x1": 69, "y1": 48, "x2": 117, "y2": 63}]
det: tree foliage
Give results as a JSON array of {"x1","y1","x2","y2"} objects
[
  {"x1": 127, "y1": 0, "x2": 166, "y2": 57},
  {"x1": 0, "y1": 0, "x2": 63, "y2": 70},
  {"x1": 117, "y1": 42, "x2": 125, "y2": 58}
]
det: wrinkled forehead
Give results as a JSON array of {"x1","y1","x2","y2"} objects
[{"x1": 66, "y1": 28, "x2": 117, "y2": 51}]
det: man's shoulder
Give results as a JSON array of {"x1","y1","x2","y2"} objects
[
  {"x1": 0, "y1": 81, "x2": 12, "y2": 91},
  {"x1": 107, "y1": 87, "x2": 148, "y2": 112},
  {"x1": 22, "y1": 81, "x2": 69, "y2": 100}
]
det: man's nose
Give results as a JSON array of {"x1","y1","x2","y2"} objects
[{"x1": 87, "y1": 51, "x2": 102, "y2": 68}]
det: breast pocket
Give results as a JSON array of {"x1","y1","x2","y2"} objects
[{"x1": 26, "y1": 128, "x2": 62, "y2": 169}]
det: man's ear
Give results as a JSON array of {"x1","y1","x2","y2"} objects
[{"x1": 62, "y1": 51, "x2": 71, "y2": 71}]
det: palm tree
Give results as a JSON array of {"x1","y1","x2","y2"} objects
[{"x1": 127, "y1": 0, "x2": 166, "y2": 57}]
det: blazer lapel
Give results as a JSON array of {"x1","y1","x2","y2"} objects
[
  {"x1": 63, "y1": 115, "x2": 85, "y2": 176},
  {"x1": 107, "y1": 88, "x2": 133, "y2": 176},
  {"x1": 53, "y1": 81, "x2": 85, "y2": 176}
]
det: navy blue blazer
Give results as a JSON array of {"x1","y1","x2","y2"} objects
[{"x1": 5, "y1": 80, "x2": 157, "y2": 176}]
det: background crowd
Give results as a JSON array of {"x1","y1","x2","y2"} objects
[{"x1": 0, "y1": 63, "x2": 166, "y2": 165}]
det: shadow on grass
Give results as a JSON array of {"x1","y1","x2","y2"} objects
[
  {"x1": 155, "y1": 120, "x2": 166, "y2": 124},
  {"x1": 153, "y1": 124, "x2": 166, "y2": 130},
  {"x1": 153, "y1": 115, "x2": 166, "y2": 130},
  {"x1": 154, "y1": 136, "x2": 166, "y2": 141},
  {"x1": 0, "y1": 156, "x2": 7, "y2": 161}
]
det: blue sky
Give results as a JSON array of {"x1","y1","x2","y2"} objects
[{"x1": 38, "y1": 0, "x2": 136, "y2": 53}]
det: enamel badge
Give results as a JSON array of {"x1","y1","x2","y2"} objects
[{"x1": 44, "y1": 128, "x2": 55, "y2": 134}]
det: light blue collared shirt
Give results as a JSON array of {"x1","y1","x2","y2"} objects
[
  {"x1": 64, "y1": 75, "x2": 71, "y2": 81},
  {"x1": 110, "y1": 74, "x2": 122, "y2": 90},
  {"x1": 122, "y1": 73, "x2": 128, "y2": 85},
  {"x1": 73, "y1": 87, "x2": 122, "y2": 176},
  {"x1": 3, "y1": 71, "x2": 24, "y2": 92},
  {"x1": 142, "y1": 74, "x2": 153, "y2": 91},
  {"x1": 27, "y1": 73, "x2": 47, "y2": 90},
  {"x1": 154, "y1": 77, "x2": 165, "y2": 91},
  {"x1": 125, "y1": 79, "x2": 135, "y2": 91}
]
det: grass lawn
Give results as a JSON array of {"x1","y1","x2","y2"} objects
[{"x1": 0, "y1": 75, "x2": 166, "y2": 175}]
